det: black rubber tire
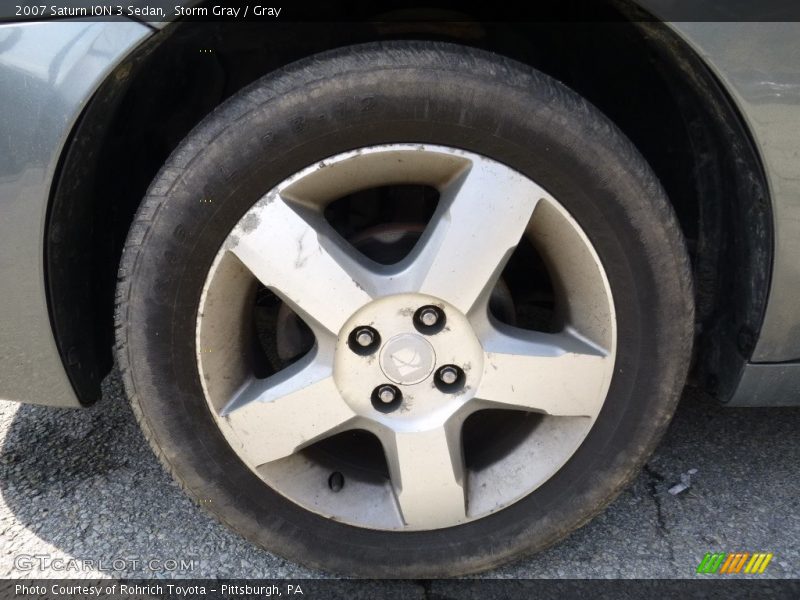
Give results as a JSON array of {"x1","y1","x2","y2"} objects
[{"x1": 115, "y1": 41, "x2": 693, "y2": 577}]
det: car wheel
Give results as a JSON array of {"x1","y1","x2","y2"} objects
[{"x1": 115, "y1": 41, "x2": 693, "y2": 576}]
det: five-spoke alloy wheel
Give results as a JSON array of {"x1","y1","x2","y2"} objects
[{"x1": 197, "y1": 145, "x2": 616, "y2": 531}]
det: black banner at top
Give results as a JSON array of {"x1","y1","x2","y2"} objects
[{"x1": 4, "y1": 0, "x2": 800, "y2": 23}]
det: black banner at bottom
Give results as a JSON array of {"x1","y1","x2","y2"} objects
[{"x1": 1, "y1": 579, "x2": 799, "y2": 600}]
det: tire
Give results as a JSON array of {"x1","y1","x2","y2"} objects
[{"x1": 115, "y1": 41, "x2": 693, "y2": 577}]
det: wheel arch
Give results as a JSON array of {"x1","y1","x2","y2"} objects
[{"x1": 45, "y1": 7, "x2": 771, "y2": 405}]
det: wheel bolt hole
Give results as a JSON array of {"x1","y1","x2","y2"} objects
[
  {"x1": 413, "y1": 305, "x2": 446, "y2": 334},
  {"x1": 435, "y1": 365, "x2": 465, "y2": 392},
  {"x1": 371, "y1": 384, "x2": 402, "y2": 413},
  {"x1": 348, "y1": 326, "x2": 380, "y2": 355}
]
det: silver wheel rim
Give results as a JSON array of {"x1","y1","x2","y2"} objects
[{"x1": 196, "y1": 144, "x2": 616, "y2": 531}]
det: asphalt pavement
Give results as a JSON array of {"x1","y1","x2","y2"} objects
[{"x1": 1, "y1": 371, "x2": 798, "y2": 580}]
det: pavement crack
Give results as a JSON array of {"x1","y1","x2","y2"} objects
[{"x1": 643, "y1": 464, "x2": 675, "y2": 562}]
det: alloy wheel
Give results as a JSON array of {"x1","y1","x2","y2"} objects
[{"x1": 196, "y1": 144, "x2": 616, "y2": 531}]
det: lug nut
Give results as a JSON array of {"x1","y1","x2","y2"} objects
[
  {"x1": 419, "y1": 307, "x2": 439, "y2": 327},
  {"x1": 438, "y1": 366, "x2": 459, "y2": 385},
  {"x1": 349, "y1": 326, "x2": 380, "y2": 354},
  {"x1": 355, "y1": 328, "x2": 375, "y2": 347},
  {"x1": 413, "y1": 305, "x2": 446, "y2": 334},
  {"x1": 377, "y1": 385, "x2": 397, "y2": 404},
  {"x1": 372, "y1": 384, "x2": 402, "y2": 412},
  {"x1": 435, "y1": 365, "x2": 465, "y2": 392}
]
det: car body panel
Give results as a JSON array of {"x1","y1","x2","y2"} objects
[
  {"x1": 666, "y1": 22, "x2": 800, "y2": 363},
  {"x1": 729, "y1": 362, "x2": 800, "y2": 407},
  {"x1": 0, "y1": 20, "x2": 151, "y2": 407}
]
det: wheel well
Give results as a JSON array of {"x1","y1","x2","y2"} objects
[{"x1": 45, "y1": 5, "x2": 771, "y2": 404}]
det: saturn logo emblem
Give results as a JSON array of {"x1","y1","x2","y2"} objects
[{"x1": 380, "y1": 334, "x2": 437, "y2": 385}]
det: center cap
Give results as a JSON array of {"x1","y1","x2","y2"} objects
[
  {"x1": 334, "y1": 293, "x2": 484, "y2": 419},
  {"x1": 379, "y1": 334, "x2": 436, "y2": 385}
]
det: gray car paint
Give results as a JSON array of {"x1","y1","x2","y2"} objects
[
  {"x1": 667, "y1": 22, "x2": 800, "y2": 362},
  {"x1": 0, "y1": 17, "x2": 798, "y2": 408},
  {"x1": 667, "y1": 22, "x2": 800, "y2": 407},
  {"x1": 0, "y1": 20, "x2": 151, "y2": 407},
  {"x1": 729, "y1": 362, "x2": 800, "y2": 407}
]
